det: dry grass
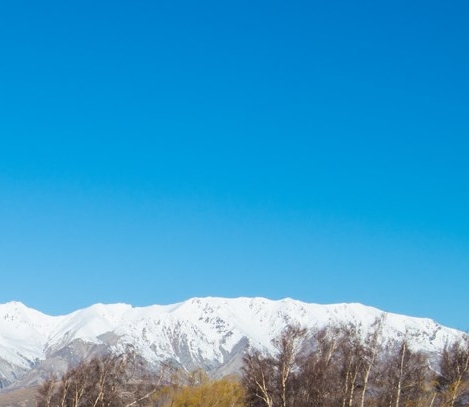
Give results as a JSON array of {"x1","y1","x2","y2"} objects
[{"x1": 0, "y1": 386, "x2": 39, "y2": 407}]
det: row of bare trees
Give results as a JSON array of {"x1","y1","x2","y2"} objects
[
  {"x1": 36, "y1": 353, "x2": 245, "y2": 407},
  {"x1": 36, "y1": 323, "x2": 469, "y2": 407},
  {"x1": 242, "y1": 322, "x2": 469, "y2": 407},
  {"x1": 37, "y1": 352, "x2": 165, "y2": 407}
]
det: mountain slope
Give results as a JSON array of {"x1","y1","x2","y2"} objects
[{"x1": 0, "y1": 297, "x2": 464, "y2": 390}]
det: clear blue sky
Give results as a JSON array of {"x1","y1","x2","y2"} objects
[{"x1": 0, "y1": 1, "x2": 467, "y2": 330}]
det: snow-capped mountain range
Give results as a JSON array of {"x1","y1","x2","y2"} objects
[{"x1": 0, "y1": 297, "x2": 464, "y2": 390}]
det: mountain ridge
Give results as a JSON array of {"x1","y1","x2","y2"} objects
[{"x1": 0, "y1": 297, "x2": 464, "y2": 390}]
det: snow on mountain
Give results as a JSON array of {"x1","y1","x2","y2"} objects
[
  {"x1": 0, "y1": 302, "x2": 59, "y2": 368},
  {"x1": 45, "y1": 303, "x2": 133, "y2": 352},
  {"x1": 0, "y1": 297, "x2": 464, "y2": 389}
]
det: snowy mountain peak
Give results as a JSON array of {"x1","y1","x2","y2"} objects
[{"x1": 0, "y1": 301, "x2": 56, "y2": 340}]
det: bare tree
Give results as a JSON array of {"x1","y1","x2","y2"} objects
[
  {"x1": 36, "y1": 374, "x2": 56, "y2": 407},
  {"x1": 273, "y1": 325, "x2": 307, "y2": 407},
  {"x1": 242, "y1": 349, "x2": 276, "y2": 407},
  {"x1": 336, "y1": 324, "x2": 365, "y2": 407},
  {"x1": 435, "y1": 336, "x2": 469, "y2": 407},
  {"x1": 359, "y1": 316, "x2": 384, "y2": 407},
  {"x1": 242, "y1": 324, "x2": 307, "y2": 407},
  {"x1": 376, "y1": 339, "x2": 430, "y2": 407},
  {"x1": 294, "y1": 326, "x2": 345, "y2": 407}
]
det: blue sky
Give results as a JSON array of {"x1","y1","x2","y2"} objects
[{"x1": 0, "y1": 1, "x2": 468, "y2": 330}]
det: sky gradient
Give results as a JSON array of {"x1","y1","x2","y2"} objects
[{"x1": 1, "y1": 1, "x2": 468, "y2": 330}]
